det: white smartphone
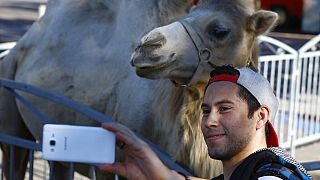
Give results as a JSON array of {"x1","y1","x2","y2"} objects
[{"x1": 42, "y1": 124, "x2": 115, "y2": 164}]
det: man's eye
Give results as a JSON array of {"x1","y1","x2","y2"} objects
[{"x1": 219, "y1": 106, "x2": 230, "y2": 112}]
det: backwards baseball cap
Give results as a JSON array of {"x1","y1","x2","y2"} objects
[{"x1": 206, "y1": 66, "x2": 279, "y2": 147}]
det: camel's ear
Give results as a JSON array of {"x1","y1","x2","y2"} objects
[{"x1": 248, "y1": 10, "x2": 278, "y2": 35}]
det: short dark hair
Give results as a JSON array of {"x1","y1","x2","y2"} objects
[
  {"x1": 237, "y1": 85, "x2": 260, "y2": 119},
  {"x1": 237, "y1": 84, "x2": 269, "y2": 139}
]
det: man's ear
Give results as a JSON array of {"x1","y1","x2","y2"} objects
[
  {"x1": 247, "y1": 10, "x2": 278, "y2": 36},
  {"x1": 256, "y1": 106, "x2": 270, "y2": 130}
]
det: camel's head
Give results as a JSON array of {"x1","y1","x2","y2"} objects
[{"x1": 131, "y1": 0, "x2": 278, "y2": 86}]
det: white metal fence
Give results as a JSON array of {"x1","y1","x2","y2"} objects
[
  {"x1": 259, "y1": 34, "x2": 320, "y2": 155},
  {"x1": 0, "y1": 42, "x2": 16, "y2": 59}
]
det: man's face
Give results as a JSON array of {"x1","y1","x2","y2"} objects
[{"x1": 201, "y1": 81, "x2": 257, "y2": 161}]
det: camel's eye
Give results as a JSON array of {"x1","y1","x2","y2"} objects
[{"x1": 209, "y1": 27, "x2": 230, "y2": 40}]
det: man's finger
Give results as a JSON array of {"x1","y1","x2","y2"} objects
[
  {"x1": 102, "y1": 122, "x2": 143, "y2": 148},
  {"x1": 101, "y1": 122, "x2": 119, "y2": 132},
  {"x1": 98, "y1": 163, "x2": 127, "y2": 177}
]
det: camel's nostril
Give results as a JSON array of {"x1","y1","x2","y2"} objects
[{"x1": 143, "y1": 33, "x2": 166, "y2": 48}]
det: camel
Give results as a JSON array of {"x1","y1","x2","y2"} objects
[{"x1": 0, "y1": 0, "x2": 278, "y2": 179}]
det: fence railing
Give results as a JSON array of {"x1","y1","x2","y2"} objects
[
  {"x1": 0, "y1": 42, "x2": 16, "y2": 59},
  {"x1": 258, "y1": 34, "x2": 320, "y2": 155},
  {"x1": 0, "y1": 34, "x2": 320, "y2": 179},
  {"x1": 258, "y1": 35, "x2": 298, "y2": 150}
]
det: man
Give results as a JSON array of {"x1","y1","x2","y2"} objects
[{"x1": 99, "y1": 66, "x2": 311, "y2": 180}]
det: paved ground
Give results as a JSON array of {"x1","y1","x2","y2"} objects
[{"x1": 1, "y1": 0, "x2": 320, "y2": 179}]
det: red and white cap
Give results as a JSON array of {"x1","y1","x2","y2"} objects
[{"x1": 206, "y1": 67, "x2": 279, "y2": 147}]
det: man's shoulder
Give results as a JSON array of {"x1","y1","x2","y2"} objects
[
  {"x1": 254, "y1": 161, "x2": 306, "y2": 179},
  {"x1": 253, "y1": 147, "x2": 311, "y2": 179},
  {"x1": 230, "y1": 147, "x2": 312, "y2": 180}
]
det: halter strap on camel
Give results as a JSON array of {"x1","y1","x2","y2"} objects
[{"x1": 177, "y1": 19, "x2": 216, "y2": 88}]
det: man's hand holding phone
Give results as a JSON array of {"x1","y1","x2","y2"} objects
[{"x1": 99, "y1": 122, "x2": 183, "y2": 180}]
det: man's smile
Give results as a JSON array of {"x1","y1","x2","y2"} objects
[{"x1": 205, "y1": 132, "x2": 226, "y2": 141}]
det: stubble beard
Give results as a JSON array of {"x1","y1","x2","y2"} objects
[{"x1": 207, "y1": 131, "x2": 253, "y2": 161}]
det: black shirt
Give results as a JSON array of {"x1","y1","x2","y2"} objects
[{"x1": 211, "y1": 147, "x2": 312, "y2": 180}]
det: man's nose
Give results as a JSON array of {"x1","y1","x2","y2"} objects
[{"x1": 203, "y1": 113, "x2": 219, "y2": 128}]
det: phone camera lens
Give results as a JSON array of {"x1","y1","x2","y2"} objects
[{"x1": 50, "y1": 140, "x2": 56, "y2": 146}]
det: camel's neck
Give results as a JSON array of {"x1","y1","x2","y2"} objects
[
  {"x1": 153, "y1": 80, "x2": 203, "y2": 141},
  {"x1": 151, "y1": 80, "x2": 204, "y2": 159}
]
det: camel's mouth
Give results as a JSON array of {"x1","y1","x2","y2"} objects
[{"x1": 135, "y1": 53, "x2": 176, "y2": 78}]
